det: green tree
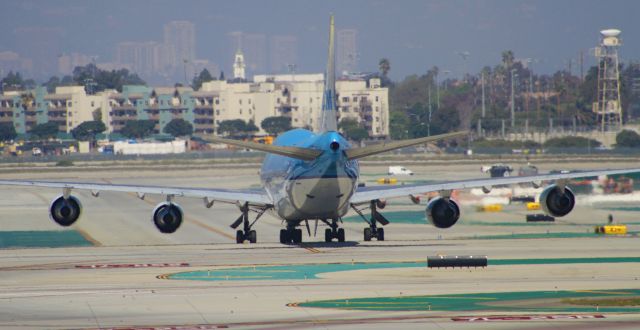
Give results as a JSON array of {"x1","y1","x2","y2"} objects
[
  {"x1": 0, "y1": 122, "x2": 17, "y2": 141},
  {"x1": 192, "y1": 69, "x2": 215, "y2": 90},
  {"x1": 120, "y1": 120, "x2": 156, "y2": 139},
  {"x1": 163, "y1": 118, "x2": 193, "y2": 137},
  {"x1": 30, "y1": 122, "x2": 59, "y2": 140},
  {"x1": 71, "y1": 121, "x2": 106, "y2": 141},
  {"x1": 246, "y1": 120, "x2": 259, "y2": 134},
  {"x1": 261, "y1": 116, "x2": 291, "y2": 135},
  {"x1": 72, "y1": 64, "x2": 145, "y2": 92},
  {"x1": 615, "y1": 130, "x2": 640, "y2": 148},
  {"x1": 218, "y1": 119, "x2": 257, "y2": 137},
  {"x1": 1, "y1": 71, "x2": 24, "y2": 90},
  {"x1": 379, "y1": 58, "x2": 390, "y2": 77},
  {"x1": 543, "y1": 136, "x2": 601, "y2": 148},
  {"x1": 501, "y1": 50, "x2": 515, "y2": 68},
  {"x1": 43, "y1": 76, "x2": 61, "y2": 93},
  {"x1": 338, "y1": 118, "x2": 369, "y2": 141}
]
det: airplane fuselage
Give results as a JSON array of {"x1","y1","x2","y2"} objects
[{"x1": 260, "y1": 129, "x2": 359, "y2": 222}]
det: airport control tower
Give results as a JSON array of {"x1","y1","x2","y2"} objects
[{"x1": 593, "y1": 29, "x2": 623, "y2": 132}]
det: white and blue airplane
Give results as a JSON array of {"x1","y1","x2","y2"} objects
[{"x1": 1, "y1": 16, "x2": 639, "y2": 244}]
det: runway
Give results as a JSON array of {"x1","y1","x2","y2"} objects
[{"x1": 0, "y1": 162, "x2": 639, "y2": 329}]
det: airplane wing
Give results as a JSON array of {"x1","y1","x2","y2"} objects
[
  {"x1": 350, "y1": 168, "x2": 640, "y2": 204},
  {"x1": 0, "y1": 179, "x2": 272, "y2": 206}
]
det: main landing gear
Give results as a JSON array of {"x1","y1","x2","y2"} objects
[
  {"x1": 351, "y1": 200, "x2": 389, "y2": 241},
  {"x1": 323, "y1": 218, "x2": 345, "y2": 243},
  {"x1": 230, "y1": 202, "x2": 268, "y2": 244},
  {"x1": 279, "y1": 225, "x2": 303, "y2": 244}
]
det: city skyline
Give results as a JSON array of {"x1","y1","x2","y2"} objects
[{"x1": 1, "y1": 1, "x2": 639, "y2": 83}]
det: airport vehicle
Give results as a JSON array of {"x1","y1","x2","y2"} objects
[
  {"x1": 0, "y1": 16, "x2": 639, "y2": 244},
  {"x1": 388, "y1": 166, "x2": 414, "y2": 176}
]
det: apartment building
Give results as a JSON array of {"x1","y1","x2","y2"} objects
[
  {"x1": 0, "y1": 86, "x2": 105, "y2": 135},
  {"x1": 0, "y1": 74, "x2": 388, "y2": 139}
]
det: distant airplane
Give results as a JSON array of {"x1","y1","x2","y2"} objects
[{"x1": 1, "y1": 16, "x2": 639, "y2": 244}]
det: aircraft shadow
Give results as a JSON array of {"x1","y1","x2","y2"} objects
[{"x1": 297, "y1": 241, "x2": 359, "y2": 248}]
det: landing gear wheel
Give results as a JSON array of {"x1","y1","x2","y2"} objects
[
  {"x1": 337, "y1": 228, "x2": 345, "y2": 242},
  {"x1": 236, "y1": 230, "x2": 244, "y2": 244},
  {"x1": 377, "y1": 228, "x2": 384, "y2": 241},
  {"x1": 293, "y1": 229, "x2": 303, "y2": 244},
  {"x1": 248, "y1": 230, "x2": 257, "y2": 243},
  {"x1": 325, "y1": 228, "x2": 332, "y2": 242},
  {"x1": 279, "y1": 229, "x2": 288, "y2": 244},
  {"x1": 364, "y1": 228, "x2": 372, "y2": 241}
]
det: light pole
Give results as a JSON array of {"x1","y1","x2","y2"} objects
[
  {"x1": 511, "y1": 69, "x2": 517, "y2": 128},
  {"x1": 481, "y1": 71, "x2": 486, "y2": 118}
]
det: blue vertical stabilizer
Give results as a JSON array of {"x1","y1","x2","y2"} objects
[{"x1": 320, "y1": 15, "x2": 338, "y2": 132}]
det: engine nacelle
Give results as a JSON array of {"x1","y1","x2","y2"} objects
[
  {"x1": 539, "y1": 184, "x2": 575, "y2": 217},
  {"x1": 49, "y1": 195, "x2": 82, "y2": 227},
  {"x1": 152, "y1": 202, "x2": 183, "y2": 233},
  {"x1": 426, "y1": 197, "x2": 460, "y2": 229}
]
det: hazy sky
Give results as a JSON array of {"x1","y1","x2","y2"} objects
[{"x1": 1, "y1": 0, "x2": 638, "y2": 80}]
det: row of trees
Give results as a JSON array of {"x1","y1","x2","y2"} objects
[
  {"x1": 387, "y1": 50, "x2": 640, "y2": 139},
  {"x1": 0, "y1": 115, "x2": 296, "y2": 142},
  {"x1": 0, "y1": 64, "x2": 147, "y2": 94}
]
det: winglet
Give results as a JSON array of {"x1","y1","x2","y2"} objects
[
  {"x1": 207, "y1": 136, "x2": 322, "y2": 161},
  {"x1": 345, "y1": 131, "x2": 468, "y2": 160}
]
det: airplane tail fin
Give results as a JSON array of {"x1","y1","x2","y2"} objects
[
  {"x1": 320, "y1": 15, "x2": 338, "y2": 132},
  {"x1": 345, "y1": 131, "x2": 468, "y2": 160}
]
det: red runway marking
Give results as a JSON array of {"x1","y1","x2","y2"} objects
[
  {"x1": 75, "y1": 263, "x2": 190, "y2": 269},
  {"x1": 452, "y1": 314, "x2": 606, "y2": 322}
]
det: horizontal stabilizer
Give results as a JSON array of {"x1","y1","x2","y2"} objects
[
  {"x1": 207, "y1": 136, "x2": 322, "y2": 161},
  {"x1": 345, "y1": 131, "x2": 468, "y2": 160}
]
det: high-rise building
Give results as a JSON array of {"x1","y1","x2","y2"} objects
[
  {"x1": 337, "y1": 29, "x2": 358, "y2": 76},
  {"x1": 0, "y1": 51, "x2": 33, "y2": 78},
  {"x1": 270, "y1": 35, "x2": 298, "y2": 74},
  {"x1": 228, "y1": 32, "x2": 267, "y2": 77},
  {"x1": 116, "y1": 42, "x2": 168, "y2": 77},
  {"x1": 57, "y1": 53, "x2": 93, "y2": 74},
  {"x1": 164, "y1": 21, "x2": 196, "y2": 75}
]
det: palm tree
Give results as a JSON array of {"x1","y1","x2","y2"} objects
[
  {"x1": 379, "y1": 58, "x2": 390, "y2": 77},
  {"x1": 501, "y1": 50, "x2": 515, "y2": 69}
]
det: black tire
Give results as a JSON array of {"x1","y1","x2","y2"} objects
[
  {"x1": 377, "y1": 228, "x2": 385, "y2": 241},
  {"x1": 294, "y1": 229, "x2": 303, "y2": 244},
  {"x1": 364, "y1": 228, "x2": 372, "y2": 241},
  {"x1": 325, "y1": 228, "x2": 332, "y2": 242},
  {"x1": 279, "y1": 229, "x2": 288, "y2": 244},
  {"x1": 337, "y1": 228, "x2": 345, "y2": 242},
  {"x1": 248, "y1": 230, "x2": 257, "y2": 243},
  {"x1": 236, "y1": 230, "x2": 244, "y2": 244}
]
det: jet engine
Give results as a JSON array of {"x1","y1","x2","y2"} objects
[
  {"x1": 152, "y1": 202, "x2": 183, "y2": 233},
  {"x1": 539, "y1": 184, "x2": 575, "y2": 217},
  {"x1": 426, "y1": 197, "x2": 460, "y2": 228},
  {"x1": 49, "y1": 195, "x2": 82, "y2": 226}
]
